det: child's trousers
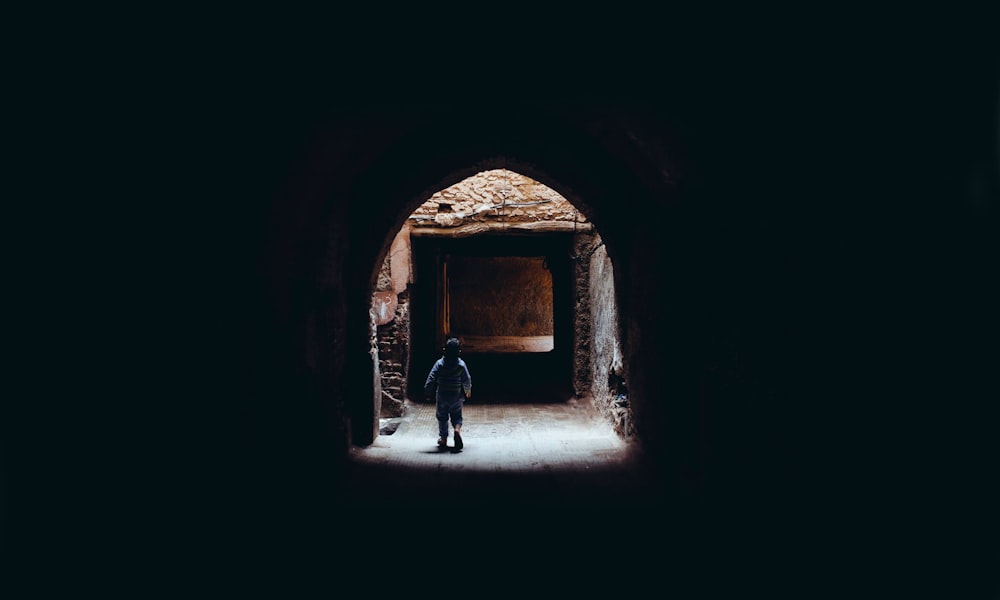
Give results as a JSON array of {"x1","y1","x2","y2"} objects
[{"x1": 435, "y1": 392, "x2": 464, "y2": 438}]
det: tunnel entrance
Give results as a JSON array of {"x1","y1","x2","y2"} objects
[{"x1": 370, "y1": 167, "x2": 633, "y2": 443}]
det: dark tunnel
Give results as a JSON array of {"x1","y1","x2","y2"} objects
[{"x1": 11, "y1": 31, "x2": 999, "y2": 598}]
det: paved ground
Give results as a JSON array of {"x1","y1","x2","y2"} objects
[
  {"x1": 356, "y1": 397, "x2": 630, "y2": 469},
  {"x1": 340, "y1": 397, "x2": 666, "y2": 510},
  {"x1": 333, "y1": 400, "x2": 723, "y2": 592}
]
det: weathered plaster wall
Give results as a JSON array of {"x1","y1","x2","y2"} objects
[
  {"x1": 375, "y1": 290, "x2": 410, "y2": 417},
  {"x1": 374, "y1": 225, "x2": 413, "y2": 417},
  {"x1": 586, "y1": 234, "x2": 632, "y2": 437}
]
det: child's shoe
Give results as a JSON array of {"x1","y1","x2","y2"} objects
[
  {"x1": 438, "y1": 437, "x2": 448, "y2": 448},
  {"x1": 453, "y1": 431, "x2": 463, "y2": 450}
]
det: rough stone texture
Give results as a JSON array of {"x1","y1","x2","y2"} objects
[
  {"x1": 410, "y1": 220, "x2": 590, "y2": 238},
  {"x1": 409, "y1": 169, "x2": 590, "y2": 233},
  {"x1": 371, "y1": 291, "x2": 396, "y2": 326},
  {"x1": 376, "y1": 290, "x2": 410, "y2": 418},
  {"x1": 588, "y1": 235, "x2": 632, "y2": 438},
  {"x1": 571, "y1": 232, "x2": 594, "y2": 398},
  {"x1": 373, "y1": 227, "x2": 413, "y2": 417}
]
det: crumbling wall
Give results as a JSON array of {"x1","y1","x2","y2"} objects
[
  {"x1": 376, "y1": 290, "x2": 410, "y2": 417},
  {"x1": 587, "y1": 234, "x2": 632, "y2": 438},
  {"x1": 373, "y1": 225, "x2": 413, "y2": 418},
  {"x1": 571, "y1": 233, "x2": 594, "y2": 397},
  {"x1": 409, "y1": 169, "x2": 590, "y2": 235}
]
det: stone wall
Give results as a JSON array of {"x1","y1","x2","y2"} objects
[
  {"x1": 408, "y1": 169, "x2": 590, "y2": 236},
  {"x1": 571, "y1": 233, "x2": 594, "y2": 397},
  {"x1": 376, "y1": 290, "x2": 410, "y2": 418},
  {"x1": 587, "y1": 234, "x2": 633, "y2": 438},
  {"x1": 373, "y1": 225, "x2": 413, "y2": 418}
]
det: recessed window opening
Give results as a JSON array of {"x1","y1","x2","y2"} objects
[{"x1": 446, "y1": 254, "x2": 554, "y2": 353}]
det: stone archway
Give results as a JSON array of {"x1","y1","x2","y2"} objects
[
  {"x1": 261, "y1": 103, "x2": 689, "y2": 478},
  {"x1": 368, "y1": 167, "x2": 634, "y2": 441}
]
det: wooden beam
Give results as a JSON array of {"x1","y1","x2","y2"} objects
[{"x1": 409, "y1": 220, "x2": 593, "y2": 237}]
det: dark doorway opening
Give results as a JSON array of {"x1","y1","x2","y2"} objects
[{"x1": 408, "y1": 232, "x2": 575, "y2": 404}]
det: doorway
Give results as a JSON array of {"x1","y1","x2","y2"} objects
[{"x1": 408, "y1": 232, "x2": 575, "y2": 404}]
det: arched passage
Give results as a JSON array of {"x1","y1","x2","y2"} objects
[
  {"x1": 332, "y1": 109, "x2": 679, "y2": 458},
  {"x1": 369, "y1": 167, "x2": 629, "y2": 437},
  {"x1": 251, "y1": 100, "x2": 727, "y2": 499}
]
